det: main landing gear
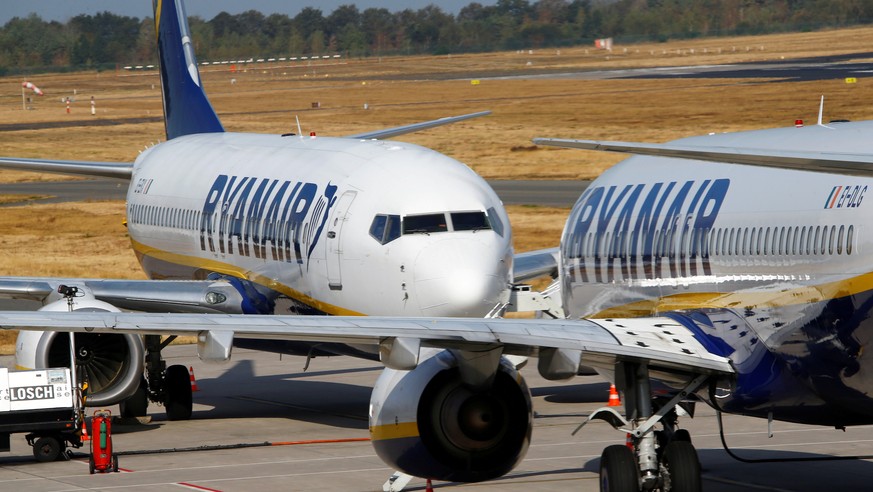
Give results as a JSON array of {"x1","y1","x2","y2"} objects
[
  {"x1": 578, "y1": 364, "x2": 709, "y2": 492},
  {"x1": 120, "y1": 335, "x2": 193, "y2": 421}
]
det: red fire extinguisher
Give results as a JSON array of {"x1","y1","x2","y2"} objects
[{"x1": 89, "y1": 410, "x2": 118, "y2": 474}]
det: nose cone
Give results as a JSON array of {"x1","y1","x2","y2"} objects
[{"x1": 413, "y1": 236, "x2": 511, "y2": 317}]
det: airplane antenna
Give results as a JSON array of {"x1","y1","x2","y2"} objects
[
  {"x1": 295, "y1": 115, "x2": 303, "y2": 139},
  {"x1": 817, "y1": 95, "x2": 824, "y2": 126}
]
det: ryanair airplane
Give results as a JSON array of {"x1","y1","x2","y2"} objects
[
  {"x1": 0, "y1": 0, "x2": 512, "y2": 418},
  {"x1": 2, "y1": 1, "x2": 872, "y2": 491}
]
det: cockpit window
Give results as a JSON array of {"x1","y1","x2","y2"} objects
[
  {"x1": 370, "y1": 214, "x2": 401, "y2": 244},
  {"x1": 403, "y1": 214, "x2": 448, "y2": 234},
  {"x1": 451, "y1": 211, "x2": 491, "y2": 232},
  {"x1": 487, "y1": 207, "x2": 504, "y2": 237}
]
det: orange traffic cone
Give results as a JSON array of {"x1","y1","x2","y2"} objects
[
  {"x1": 189, "y1": 366, "x2": 199, "y2": 392},
  {"x1": 426, "y1": 479, "x2": 434, "y2": 491},
  {"x1": 608, "y1": 384, "x2": 621, "y2": 407},
  {"x1": 80, "y1": 418, "x2": 89, "y2": 441}
]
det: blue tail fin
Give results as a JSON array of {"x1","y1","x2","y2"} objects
[{"x1": 154, "y1": 0, "x2": 224, "y2": 140}]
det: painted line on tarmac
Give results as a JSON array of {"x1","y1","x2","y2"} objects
[{"x1": 176, "y1": 482, "x2": 223, "y2": 492}]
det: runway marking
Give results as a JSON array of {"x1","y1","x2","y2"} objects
[{"x1": 176, "y1": 483, "x2": 223, "y2": 492}]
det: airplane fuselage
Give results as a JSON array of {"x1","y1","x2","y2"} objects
[
  {"x1": 561, "y1": 122, "x2": 873, "y2": 426},
  {"x1": 126, "y1": 133, "x2": 513, "y2": 320}
]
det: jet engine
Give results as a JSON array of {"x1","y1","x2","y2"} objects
[
  {"x1": 369, "y1": 349, "x2": 532, "y2": 482},
  {"x1": 15, "y1": 296, "x2": 144, "y2": 407}
]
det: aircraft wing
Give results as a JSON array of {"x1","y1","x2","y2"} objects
[
  {"x1": 513, "y1": 248, "x2": 559, "y2": 282},
  {"x1": 0, "y1": 311, "x2": 734, "y2": 377},
  {"x1": 533, "y1": 138, "x2": 873, "y2": 176},
  {"x1": 348, "y1": 111, "x2": 491, "y2": 140},
  {"x1": 0, "y1": 157, "x2": 133, "y2": 179},
  {"x1": 0, "y1": 278, "x2": 247, "y2": 314}
]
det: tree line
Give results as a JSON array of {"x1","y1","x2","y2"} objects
[{"x1": 3, "y1": 0, "x2": 873, "y2": 74}]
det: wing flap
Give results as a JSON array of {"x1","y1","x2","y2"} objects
[
  {"x1": 533, "y1": 137, "x2": 873, "y2": 176},
  {"x1": 0, "y1": 312, "x2": 734, "y2": 376}
]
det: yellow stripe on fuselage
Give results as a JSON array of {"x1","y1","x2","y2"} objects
[
  {"x1": 130, "y1": 238, "x2": 365, "y2": 316},
  {"x1": 153, "y1": 0, "x2": 162, "y2": 40},
  {"x1": 369, "y1": 422, "x2": 419, "y2": 441}
]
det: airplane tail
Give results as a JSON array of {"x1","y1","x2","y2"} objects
[{"x1": 153, "y1": 0, "x2": 224, "y2": 140}]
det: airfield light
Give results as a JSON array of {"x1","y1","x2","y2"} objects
[{"x1": 795, "y1": 119, "x2": 804, "y2": 127}]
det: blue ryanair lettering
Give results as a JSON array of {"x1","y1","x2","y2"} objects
[
  {"x1": 563, "y1": 178, "x2": 730, "y2": 282},
  {"x1": 199, "y1": 175, "x2": 339, "y2": 264}
]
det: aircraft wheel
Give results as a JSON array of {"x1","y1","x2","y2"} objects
[
  {"x1": 662, "y1": 441, "x2": 701, "y2": 492},
  {"x1": 164, "y1": 364, "x2": 193, "y2": 421},
  {"x1": 600, "y1": 444, "x2": 639, "y2": 492},
  {"x1": 673, "y1": 429, "x2": 691, "y2": 443},
  {"x1": 120, "y1": 377, "x2": 149, "y2": 418},
  {"x1": 32, "y1": 436, "x2": 62, "y2": 462}
]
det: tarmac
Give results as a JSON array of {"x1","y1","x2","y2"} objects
[{"x1": 1, "y1": 345, "x2": 872, "y2": 491}]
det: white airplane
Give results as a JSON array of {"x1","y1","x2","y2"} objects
[
  {"x1": 0, "y1": 0, "x2": 515, "y2": 420},
  {"x1": 3, "y1": 1, "x2": 872, "y2": 491}
]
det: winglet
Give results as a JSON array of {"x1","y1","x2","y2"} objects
[
  {"x1": 154, "y1": 0, "x2": 224, "y2": 140},
  {"x1": 817, "y1": 95, "x2": 825, "y2": 126}
]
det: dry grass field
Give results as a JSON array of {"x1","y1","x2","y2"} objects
[{"x1": 1, "y1": 26, "x2": 873, "y2": 351}]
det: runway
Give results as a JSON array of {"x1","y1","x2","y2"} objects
[
  {"x1": 474, "y1": 51, "x2": 873, "y2": 83},
  {"x1": 1, "y1": 346, "x2": 871, "y2": 491}
]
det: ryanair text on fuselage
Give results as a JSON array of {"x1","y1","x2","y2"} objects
[
  {"x1": 563, "y1": 179, "x2": 730, "y2": 282},
  {"x1": 200, "y1": 174, "x2": 339, "y2": 266}
]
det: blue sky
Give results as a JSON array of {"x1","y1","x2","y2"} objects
[{"x1": 0, "y1": 0, "x2": 490, "y2": 24}]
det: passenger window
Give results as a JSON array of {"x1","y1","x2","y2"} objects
[
  {"x1": 847, "y1": 225, "x2": 854, "y2": 255},
  {"x1": 838, "y1": 225, "x2": 845, "y2": 255},
  {"x1": 821, "y1": 226, "x2": 829, "y2": 255},
  {"x1": 452, "y1": 211, "x2": 491, "y2": 232},
  {"x1": 829, "y1": 226, "x2": 836, "y2": 255},
  {"x1": 800, "y1": 227, "x2": 807, "y2": 255}
]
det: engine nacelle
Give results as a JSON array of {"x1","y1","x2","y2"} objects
[
  {"x1": 16, "y1": 296, "x2": 144, "y2": 407},
  {"x1": 370, "y1": 349, "x2": 532, "y2": 482}
]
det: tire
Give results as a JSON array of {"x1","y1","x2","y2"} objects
[
  {"x1": 662, "y1": 441, "x2": 701, "y2": 492},
  {"x1": 111, "y1": 454, "x2": 119, "y2": 472},
  {"x1": 32, "y1": 436, "x2": 61, "y2": 463},
  {"x1": 120, "y1": 377, "x2": 149, "y2": 418},
  {"x1": 600, "y1": 444, "x2": 638, "y2": 492},
  {"x1": 89, "y1": 455, "x2": 95, "y2": 474},
  {"x1": 673, "y1": 429, "x2": 691, "y2": 444},
  {"x1": 164, "y1": 364, "x2": 193, "y2": 421}
]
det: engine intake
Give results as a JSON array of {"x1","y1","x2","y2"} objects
[
  {"x1": 18, "y1": 295, "x2": 145, "y2": 407},
  {"x1": 370, "y1": 350, "x2": 532, "y2": 482},
  {"x1": 36, "y1": 331, "x2": 144, "y2": 406}
]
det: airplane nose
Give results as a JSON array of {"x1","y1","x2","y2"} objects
[{"x1": 413, "y1": 237, "x2": 510, "y2": 317}]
